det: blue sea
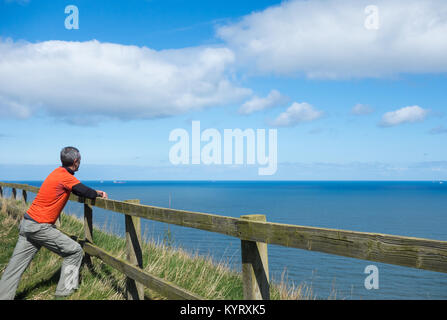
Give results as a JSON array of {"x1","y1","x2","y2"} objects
[{"x1": 10, "y1": 180, "x2": 447, "y2": 299}]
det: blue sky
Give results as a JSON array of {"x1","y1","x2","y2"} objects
[{"x1": 0, "y1": 0, "x2": 446, "y2": 180}]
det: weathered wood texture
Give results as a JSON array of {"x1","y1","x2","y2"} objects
[
  {"x1": 84, "y1": 203, "x2": 93, "y2": 243},
  {"x1": 83, "y1": 203, "x2": 94, "y2": 266},
  {"x1": 83, "y1": 242, "x2": 202, "y2": 300},
  {"x1": 1, "y1": 182, "x2": 447, "y2": 274},
  {"x1": 124, "y1": 199, "x2": 144, "y2": 300},
  {"x1": 0, "y1": 183, "x2": 39, "y2": 193},
  {"x1": 241, "y1": 214, "x2": 270, "y2": 300}
]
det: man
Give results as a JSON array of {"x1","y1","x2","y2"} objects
[{"x1": 0, "y1": 146, "x2": 108, "y2": 300}]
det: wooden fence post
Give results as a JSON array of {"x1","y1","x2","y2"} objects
[
  {"x1": 22, "y1": 190, "x2": 27, "y2": 203},
  {"x1": 84, "y1": 203, "x2": 93, "y2": 242},
  {"x1": 240, "y1": 214, "x2": 270, "y2": 300},
  {"x1": 0, "y1": 186, "x2": 4, "y2": 214},
  {"x1": 84, "y1": 203, "x2": 94, "y2": 266},
  {"x1": 12, "y1": 188, "x2": 16, "y2": 200},
  {"x1": 124, "y1": 199, "x2": 144, "y2": 300}
]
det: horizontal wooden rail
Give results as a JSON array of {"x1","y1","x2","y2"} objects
[
  {"x1": 1, "y1": 182, "x2": 447, "y2": 274},
  {"x1": 83, "y1": 242, "x2": 202, "y2": 300},
  {"x1": 0, "y1": 182, "x2": 39, "y2": 193}
]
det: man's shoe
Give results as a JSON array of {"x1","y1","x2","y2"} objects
[{"x1": 54, "y1": 289, "x2": 76, "y2": 300}]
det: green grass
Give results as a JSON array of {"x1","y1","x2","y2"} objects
[{"x1": 0, "y1": 197, "x2": 311, "y2": 300}]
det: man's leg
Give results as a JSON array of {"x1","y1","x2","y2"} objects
[
  {"x1": 26, "y1": 223, "x2": 83, "y2": 297},
  {"x1": 0, "y1": 232, "x2": 41, "y2": 300}
]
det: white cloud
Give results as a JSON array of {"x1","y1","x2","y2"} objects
[
  {"x1": 238, "y1": 89, "x2": 288, "y2": 115},
  {"x1": 351, "y1": 104, "x2": 374, "y2": 115},
  {"x1": 270, "y1": 102, "x2": 324, "y2": 127},
  {"x1": 0, "y1": 39, "x2": 251, "y2": 124},
  {"x1": 379, "y1": 105, "x2": 428, "y2": 127},
  {"x1": 217, "y1": 0, "x2": 447, "y2": 78}
]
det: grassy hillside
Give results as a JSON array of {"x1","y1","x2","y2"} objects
[{"x1": 0, "y1": 197, "x2": 310, "y2": 300}]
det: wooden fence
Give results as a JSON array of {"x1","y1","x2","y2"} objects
[{"x1": 1, "y1": 181, "x2": 447, "y2": 300}]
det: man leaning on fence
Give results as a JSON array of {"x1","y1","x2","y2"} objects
[{"x1": 0, "y1": 146, "x2": 108, "y2": 300}]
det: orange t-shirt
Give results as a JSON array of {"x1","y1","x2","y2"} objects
[{"x1": 27, "y1": 167, "x2": 80, "y2": 224}]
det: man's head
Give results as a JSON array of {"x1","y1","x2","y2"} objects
[{"x1": 60, "y1": 146, "x2": 81, "y2": 171}]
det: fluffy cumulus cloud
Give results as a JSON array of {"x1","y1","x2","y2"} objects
[
  {"x1": 217, "y1": 0, "x2": 447, "y2": 78},
  {"x1": 0, "y1": 39, "x2": 251, "y2": 124},
  {"x1": 379, "y1": 105, "x2": 428, "y2": 127},
  {"x1": 270, "y1": 102, "x2": 324, "y2": 127},
  {"x1": 238, "y1": 89, "x2": 288, "y2": 115},
  {"x1": 2, "y1": 0, "x2": 445, "y2": 126}
]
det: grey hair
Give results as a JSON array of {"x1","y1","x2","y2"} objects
[{"x1": 60, "y1": 146, "x2": 81, "y2": 167}]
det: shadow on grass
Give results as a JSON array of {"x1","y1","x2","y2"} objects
[
  {"x1": 86, "y1": 256, "x2": 154, "y2": 300},
  {"x1": 15, "y1": 267, "x2": 62, "y2": 300}
]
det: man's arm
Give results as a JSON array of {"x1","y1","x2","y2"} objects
[{"x1": 72, "y1": 183, "x2": 108, "y2": 199}]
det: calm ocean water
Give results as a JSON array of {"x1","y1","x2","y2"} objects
[{"x1": 13, "y1": 180, "x2": 447, "y2": 299}]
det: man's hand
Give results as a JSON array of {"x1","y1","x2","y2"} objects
[{"x1": 96, "y1": 190, "x2": 108, "y2": 199}]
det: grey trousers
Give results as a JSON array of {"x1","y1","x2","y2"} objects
[{"x1": 0, "y1": 218, "x2": 83, "y2": 300}]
